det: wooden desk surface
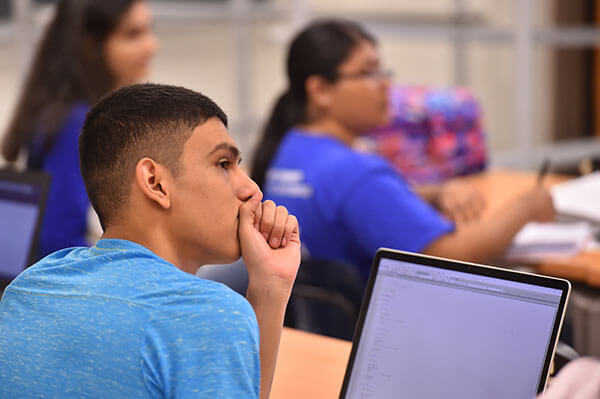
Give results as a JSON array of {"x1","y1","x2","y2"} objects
[
  {"x1": 465, "y1": 171, "x2": 600, "y2": 286},
  {"x1": 271, "y1": 328, "x2": 351, "y2": 399}
]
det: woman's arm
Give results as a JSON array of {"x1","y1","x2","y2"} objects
[{"x1": 423, "y1": 185, "x2": 555, "y2": 263}]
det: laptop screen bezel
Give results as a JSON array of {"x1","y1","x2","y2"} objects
[
  {"x1": 0, "y1": 168, "x2": 51, "y2": 282},
  {"x1": 339, "y1": 248, "x2": 571, "y2": 398}
]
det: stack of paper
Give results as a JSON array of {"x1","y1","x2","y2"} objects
[
  {"x1": 505, "y1": 222, "x2": 592, "y2": 262},
  {"x1": 551, "y1": 172, "x2": 600, "y2": 223}
]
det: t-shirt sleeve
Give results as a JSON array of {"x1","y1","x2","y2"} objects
[
  {"x1": 339, "y1": 168, "x2": 454, "y2": 273},
  {"x1": 140, "y1": 286, "x2": 260, "y2": 398}
]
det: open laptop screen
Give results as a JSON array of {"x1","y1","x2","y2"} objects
[
  {"x1": 341, "y1": 250, "x2": 570, "y2": 399},
  {"x1": 0, "y1": 169, "x2": 49, "y2": 280}
]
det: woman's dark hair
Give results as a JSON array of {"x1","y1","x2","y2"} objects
[
  {"x1": 1, "y1": 0, "x2": 138, "y2": 162},
  {"x1": 250, "y1": 19, "x2": 375, "y2": 189}
]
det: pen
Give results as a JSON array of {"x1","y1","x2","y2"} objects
[{"x1": 537, "y1": 158, "x2": 550, "y2": 185}]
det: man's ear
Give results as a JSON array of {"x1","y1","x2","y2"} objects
[
  {"x1": 305, "y1": 75, "x2": 333, "y2": 110},
  {"x1": 135, "y1": 157, "x2": 172, "y2": 210}
]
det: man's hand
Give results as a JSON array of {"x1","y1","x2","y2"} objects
[
  {"x1": 238, "y1": 192, "x2": 301, "y2": 288},
  {"x1": 238, "y1": 192, "x2": 301, "y2": 399}
]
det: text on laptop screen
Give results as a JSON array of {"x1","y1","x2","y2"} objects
[
  {"x1": 0, "y1": 180, "x2": 43, "y2": 279},
  {"x1": 345, "y1": 258, "x2": 564, "y2": 399}
]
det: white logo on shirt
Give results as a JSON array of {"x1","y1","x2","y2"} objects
[{"x1": 266, "y1": 168, "x2": 313, "y2": 198}]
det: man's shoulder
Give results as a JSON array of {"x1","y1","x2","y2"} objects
[
  {"x1": 92, "y1": 245, "x2": 255, "y2": 319},
  {"x1": 153, "y1": 277, "x2": 252, "y2": 315},
  {"x1": 12, "y1": 243, "x2": 253, "y2": 317},
  {"x1": 144, "y1": 278, "x2": 258, "y2": 344}
]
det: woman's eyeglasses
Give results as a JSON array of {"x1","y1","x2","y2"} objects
[{"x1": 336, "y1": 69, "x2": 394, "y2": 81}]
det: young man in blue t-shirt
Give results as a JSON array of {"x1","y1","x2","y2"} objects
[{"x1": 0, "y1": 84, "x2": 301, "y2": 398}]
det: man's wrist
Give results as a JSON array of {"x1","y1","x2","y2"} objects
[
  {"x1": 247, "y1": 274, "x2": 293, "y2": 298},
  {"x1": 246, "y1": 275, "x2": 292, "y2": 314}
]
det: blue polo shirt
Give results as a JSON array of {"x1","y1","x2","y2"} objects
[
  {"x1": 0, "y1": 239, "x2": 260, "y2": 398},
  {"x1": 264, "y1": 129, "x2": 454, "y2": 280}
]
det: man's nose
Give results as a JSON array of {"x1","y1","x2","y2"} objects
[{"x1": 237, "y1": 171, "x2": 261, "y2": 202}]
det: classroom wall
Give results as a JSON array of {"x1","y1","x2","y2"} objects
[{"x1": 0, "y1": 0, "x2": 557, "y2": 167}]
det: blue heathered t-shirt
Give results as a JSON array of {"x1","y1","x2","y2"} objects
[
  {"x1": 0, "y1": 239, "x2": 260, "y2": 398},
  {"x1": 264, "y1": 129, "x2": 454, "y2": 280}
]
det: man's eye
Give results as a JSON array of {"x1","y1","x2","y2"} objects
[{"x1": 218, "y1": 160, "x2": 231, "y2": 169}]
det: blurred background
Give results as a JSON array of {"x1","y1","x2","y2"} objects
[{"x1": 2, "y1": 0, "x2": 600, "y2": 171}]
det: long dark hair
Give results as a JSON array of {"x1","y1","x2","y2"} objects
[
  {"x1": 251, "y1": 19, "x2": 375, "y2": 189},
  {"x1": 1, "y1": 0, "x2": 138, "y2": 162}
]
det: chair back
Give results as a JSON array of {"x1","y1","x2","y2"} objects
[{"x1": 284, "y1": 257, "x2": 365, "y2": 340}]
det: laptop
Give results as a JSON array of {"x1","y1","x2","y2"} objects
[
  {"x1": 0, "y1": 168, "x2": 50, "y2": 281},
  {"x1": 340, "y1": 249, "x2": 571, "y2": 399}
]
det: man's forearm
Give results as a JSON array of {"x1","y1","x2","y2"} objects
[{"x1": 246, "y1": 278, "x2": 293, "y2": 399}]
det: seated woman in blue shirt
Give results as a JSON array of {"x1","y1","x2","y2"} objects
[
  {"x1": 1, "y1": 0, "x2": 157, "y2": 258},
  {"x1": 251, "y1": 19, "x2": 555, "y2": 280}
]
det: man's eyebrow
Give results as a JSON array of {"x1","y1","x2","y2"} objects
[{"x1": 208, "y1": 142, "x2": 241, "y2": 159}]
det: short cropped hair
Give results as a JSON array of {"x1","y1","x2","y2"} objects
[{"x1": 79, "y1": 83, "x2": 228, "y2": 229}]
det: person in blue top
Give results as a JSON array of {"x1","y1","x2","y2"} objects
[
  {"x1": 1, "y1": 0, "x2": 157, "y2": 258},
  {"x1": 251, "y1": 19, "x2": 556, "y2": 280},
  {"x1": 0, "y1": 83, "x2": 301, "y2": 398}
]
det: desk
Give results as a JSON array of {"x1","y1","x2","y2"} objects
[
  {"x1": 271, "y1": 328, "x2": 351, "y2": 399},
  {"x1": 465, "y1": 171, "x2": 600, "y2": 287}
]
